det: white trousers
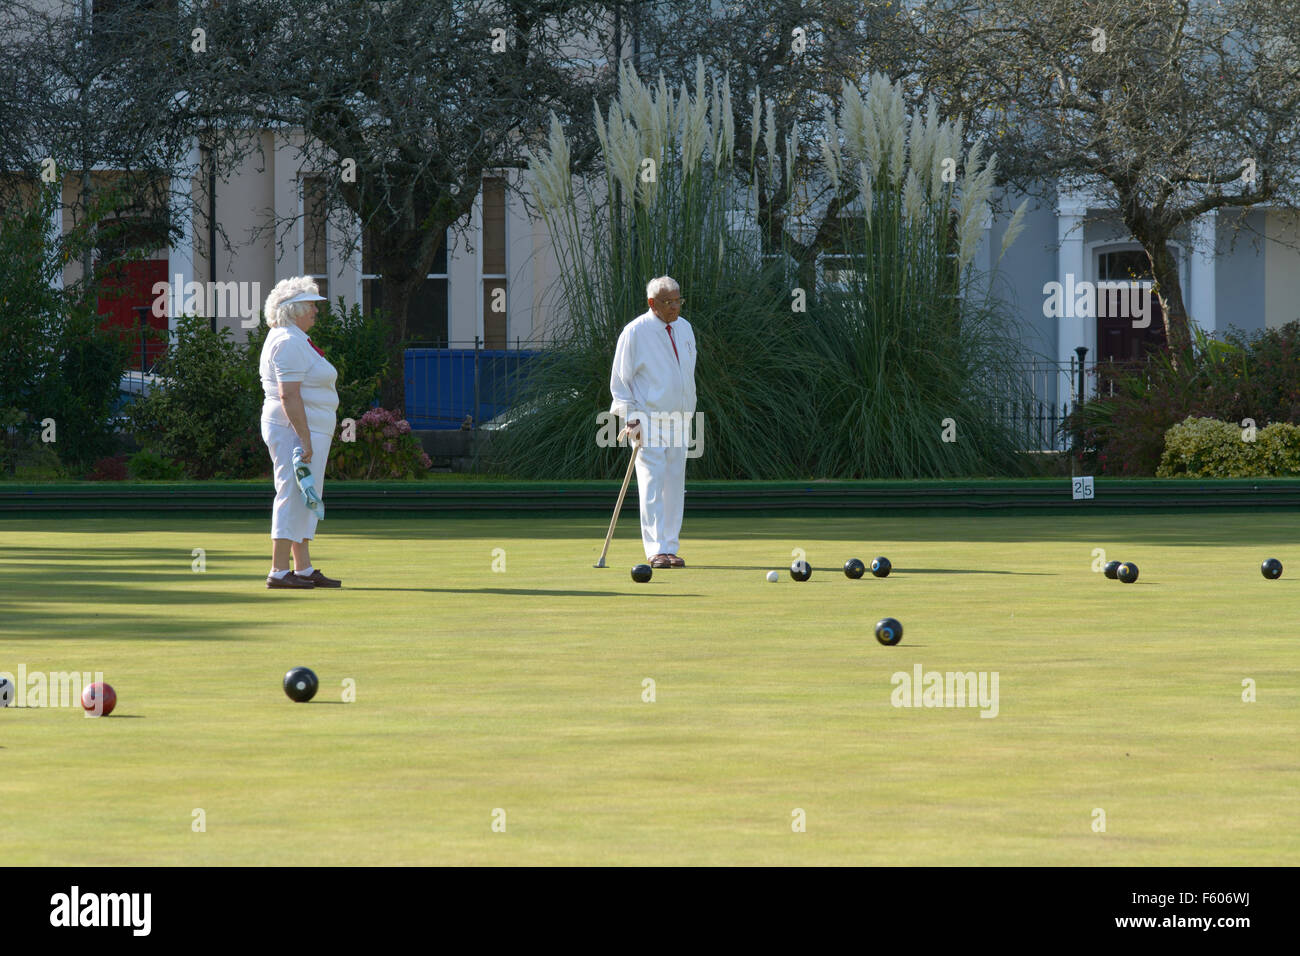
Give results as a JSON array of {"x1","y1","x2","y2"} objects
[
  {"x1": 634, "y1": 443, "x2": 686, "y2": 558},
  {"x1": 261, "y1": 419, "x2": 332, "y2": 543}
]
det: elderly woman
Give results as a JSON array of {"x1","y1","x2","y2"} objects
[{"x1": 259, "y1": 277, "x2": 341, "y2": 589}]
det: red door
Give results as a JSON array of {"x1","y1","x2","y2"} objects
[{"x1": 97, "y1": 259, "x2": 169, "y2": 371}]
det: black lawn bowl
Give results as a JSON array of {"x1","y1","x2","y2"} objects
[
  {"x1": 1103, "y1": 560, "x2": 1121, "y2": 580},
  {"x1": 843, "y1": 558, "x2": 866, "y2": 579},
  {"x1": 283, "y1": 666, "x2": 319, "y2": 703},
  {"x1": 790, "y1": 560, "x2": 813, "y2": 582},
  {"x1": 1117, "y1": 562, "x2": 1139, "y2": 584},
  {"x1": 875, "y1": 617, "x2": 903, "y2": 646},
  {"x1": 631, "y1": 564, "x2": 653, "y2": 583},
  {"x1": 870, "y1": 556, "x2": 892, "y2": 578},
  {"x1": 1261, "y1": 558, "x2": 1283, "y2": 580}
]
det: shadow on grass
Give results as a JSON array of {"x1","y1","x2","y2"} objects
[
  {"x1": 0, "y1": 608, "x2": 252, "y2": 640},
  {"x1": 348, "y1": 587, "x2": 704, "y2": 598},
  {"x1": 689, "y1": 565, "x2": 1050, "y2": 575},
  {"x1": 5, "y1": 513, "x2": 1300, "y2": 547}
]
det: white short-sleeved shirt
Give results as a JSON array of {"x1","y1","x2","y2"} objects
[{"x1": 259, "y1": 324, "x2": 339, "y2": 436}]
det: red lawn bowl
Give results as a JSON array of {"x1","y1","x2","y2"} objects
[{"x1": 81, "y1": 682, "x2": 117, "y2": 717}]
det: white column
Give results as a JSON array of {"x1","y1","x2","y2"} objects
[
  {"x1": 1057, "y1": 189, "x2": 1088, "y2": 395},
  {"x1": 1189, "y1": 210, "x2": 1217, "y2": 335},
  {"x1": 472, "y1": 185, "x2": 484, "y2": 344},
  {"x1": 350, "y1": 212, "x2": 364, "y2": 309},
  {"x1": 168, "y1": 140, "x2": 200, "y2": 334}
]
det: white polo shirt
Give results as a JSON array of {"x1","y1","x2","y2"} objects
[{"x1": 259, "y1": 323, "x2": 339, "y2": 436}]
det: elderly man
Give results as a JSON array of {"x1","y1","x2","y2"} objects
[{"x1": 609, "y1": 275, "x2": 697, "y2": 569}]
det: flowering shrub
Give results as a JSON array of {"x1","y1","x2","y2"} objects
[
  {"x1": 328, "y1": 408, "x2": 432, "y2": 479},
  {"x1": 1158, "y1": 416, "x2": 1300, "y2": 477},
  {"x1": 86, "y1": 455, "x2": 128, "y2": 481}
]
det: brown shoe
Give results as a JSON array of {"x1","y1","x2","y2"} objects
[
  {"x1": 301, "y1": 569, "x2": 342, "y2": 588},
  {"x1": 267, "y1": 572, "x2": 315, "y2": 589},
  {"x1": 667, "y1": 554, "x2": 685, "y2": 568},
  {"x1": 650, "y1": 554, "x2": 672, "y2": 569}
]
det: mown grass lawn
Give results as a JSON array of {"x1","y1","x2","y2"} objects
[{"x1": 1, "y1": 512, "x2": 1296, "y2": 864}]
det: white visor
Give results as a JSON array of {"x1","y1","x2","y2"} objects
[{"x1": 283, "y1": 291, "x2": 326, "y2": 304}]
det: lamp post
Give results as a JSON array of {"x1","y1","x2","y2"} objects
[{"x1": 1074, "y1": 346, "x2": 1088, "y2": 405}]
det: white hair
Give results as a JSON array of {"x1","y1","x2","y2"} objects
[
  {"x1": 263, "y1": 276, "x2": 321, "y2": 328},
  {"x1": 645, "y1": 275, "x2": 680, "y2": 301}
]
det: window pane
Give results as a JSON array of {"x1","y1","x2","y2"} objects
[
  {"x1": 432, "y1": 236, "x2": 447, "y2": 275},
  {"x1": 408, "y1": 278, "x2": 449, "y2": 346},
  {"x1": 482, "y1": 177, "x2": 506, "y2": 274},
  {"x1": 483, "y1": 279, "x2": 507, "y2": 348},
  {"x1": 362, "y1": 277, "x2": 380, "y2": 317},
  {"x1": 304, "y1": 176, "x2": 328, "y2": 276},
  {"x1": 366, "y1": 229, "x2": 447, "y2": 275}
]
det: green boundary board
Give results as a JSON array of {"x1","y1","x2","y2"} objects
[{"x1": 2, "y1": 479, "x2": 1299, "y2": 516}]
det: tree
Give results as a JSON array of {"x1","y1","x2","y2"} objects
[
  {"x1": 179, "y1": 0, "x2": 617, "y2": 405},
  {"x1": 897, "y1": 0, "x2": 1300, "y2": 354},
  {"x1": 0, "y1": 0, "x2": 184, "y2": 469}
]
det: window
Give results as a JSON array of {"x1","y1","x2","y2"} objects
[
  {"x1": 819, "y1": 215, "x2": 870, "y2": 291},
  {"x1": 1098, "y1": 249, "x2": 1156, "y2": 282},
  {"x1": 302, "y1": 175, "x2": 329, "y2": 300},
  {"x1": 92, "y1": 1, "x2": 173, "y2": 55},
  {"x1": 482, "y1": 177, "x2": 507, "y2": 349},
  {"x1": 363, "y1": 228, "x2": 449, "y2": 347}
]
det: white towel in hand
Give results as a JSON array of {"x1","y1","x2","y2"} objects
[{"x1": 292, "y1": 446, "x2": 324, "y2": 520}]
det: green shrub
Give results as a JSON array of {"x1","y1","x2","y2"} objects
[
  {"x1": 1066, "y1": 328, "x2": 1247, "y2": 476},
  {"x1": 0, "y1": 196, "x2": 59, "y2": 417},
  {"x1": 130, "y1": 314, "x2": 266, "y2": 478},
  {"x1": 0, "y1": 406, "x2": 65, "y2": 479},
  {"x1": 1218, "y1": 321, "x2": 1300, "y2": 426},
  {"x1": 127, "y1": 449, "x2": 186, "y2": 480},
  {"x1": 1067, "y1": 322, "x2": 1300, "y2": 477},
  {"x1": 40, "y1": 312, "x2": 131, "y2": 470},
  {"x1": 1157, "y1": 416, "x2": 1300, "y2": 477},
  {"x1": 1, "y1": 188, "x2": 130, "y2": 470}
]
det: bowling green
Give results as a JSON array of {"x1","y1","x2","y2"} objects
[{"x1": 0, "y1": 512, "x2": 1296, "y2": 865}]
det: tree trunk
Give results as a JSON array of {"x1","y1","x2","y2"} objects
[
  {"x1": 377, "y1": 273, "x2": 418, "y2": 412},
  {"x1": 1146, "y1": 240, "x2": 1192, "y2": 355},
  {"x1": 370, "y1": 228, "x2": 452, "y2": 412}
]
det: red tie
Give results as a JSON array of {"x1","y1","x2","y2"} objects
[
  {"x1": 666, "y1": 323, "x2": 679, "y2": 362},
  {"x1": 307, "y1": 337, "x2": 325, "y2": 357}
]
